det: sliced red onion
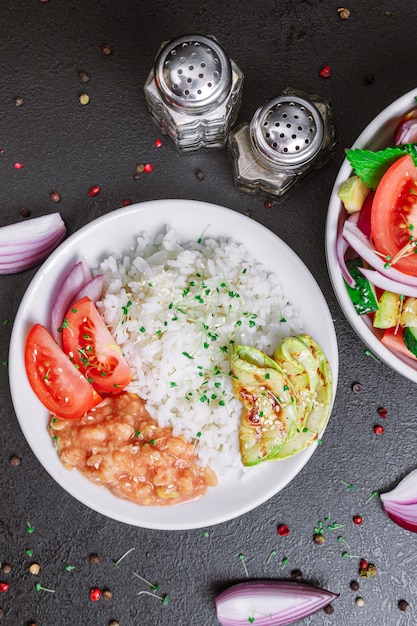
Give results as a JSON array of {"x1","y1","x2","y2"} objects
[
  {"x1": 380, "y1": 468, "x2": 417, "y2": 533},
  {"x1": 343, "y1": 220, "x2": 417, "y2": 288},
  {"x1": 395, "y1": 118, "x2": 417, "y2": 145},
  {"x1": 0, "y1": 213, "x2": 66, "y2": 275},
  {"x1": 359, "y1": 267, "x2": 417, "y2": 298},
  {"x1": 74, "y1": 274, "x2": 103, "y2": 304},
  {"x1": 336, "y1": 212, "x2": 359, "y2": 287},
  {"x1": 50, "y1": 260, "x2": 93, "y2": 342},
  {"x1": 215, "y1": 580, "x2": 338, "y2": 626}
]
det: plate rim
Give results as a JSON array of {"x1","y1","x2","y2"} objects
[{"x1": 10, "y1": 198, "x2": 339, "y2": 529}]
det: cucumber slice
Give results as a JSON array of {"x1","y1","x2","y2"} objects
[
  {"x1": 402, "y1": 326, "x2": 417, "y2": 357},
  {"x1": 373, "y1": 291, "x2": 401, "y2": 329},
  {"x1": 345, "y1": 258, "x2": 379, "y2": 315}
]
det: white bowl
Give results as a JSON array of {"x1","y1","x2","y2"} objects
[
  {"x1": 326, "y1": 88, "x2": 417, "y2": 382},
  {"x1": 10, "y1": 200, "x2": 338, "y2": 530}
]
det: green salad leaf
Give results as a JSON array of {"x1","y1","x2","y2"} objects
[{"x1": 346, "y1": 144, "x2": 417, "y2": 190}]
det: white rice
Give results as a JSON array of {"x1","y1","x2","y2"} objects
[{"x1": 95, "y1": 227, "x2": 303, "y2": 475}]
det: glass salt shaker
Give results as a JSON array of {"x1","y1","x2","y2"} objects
[
  {"x1": 143, "y1": 34, "x2": 244, "y2": 152},
  {"x1": 228, "y1": 87, "x2": 336, "y2": 197}
]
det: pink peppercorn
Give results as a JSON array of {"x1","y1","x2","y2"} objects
[
  {"x1": 0, "y1": 582, "x2": 9, "y2": 593},
  {"x1": 89, "y1": 587, "x2": 102, "y2": 602},
  {"x1": 87, "y1": 185, "x2": 101, "y2": 197},
  {"x1": 319, "y1": 65, "x2": 332, "y2": 78},
  {"x1": 143, "y1": 163, "x2": 153, "y2": 173},
  {"x1": 277, "y1": 524, "x2": 290, "y2": 537}
]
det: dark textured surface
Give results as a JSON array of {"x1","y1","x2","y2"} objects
[{"x1": 1, "y1": 1, "x2": 417, "y2": 625}]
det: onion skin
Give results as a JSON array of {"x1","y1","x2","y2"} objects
[
  {"x1": 0, "y1": 213, "x2": 66, "y2": 275},
  {"x1": 215, "y1": 580, "x2": 339, "y2": 626},
  {"x1": 380, "y1": 468, "x2": 417, "y2": 533}
]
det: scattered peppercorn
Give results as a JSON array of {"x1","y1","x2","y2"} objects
[
  {"x1": 319, "y1": 65, "x2": 332, "y2": 78},
  {"x1": 1, "y1": 565, "x2": 11, "y2": 575},
  {"x1": 101, "y1": 44, "x2": 112, "y2": 55},
  {"x1": 398, "y1": 599, "x2": 410, "y2": 612},
  {"x1": 109, "y1": 621, "x2": 120, "y2": 626},
  {"x1": 87, "y1": 185, "x2": 101, "y2": 197},
  {"x1": 359, "y1": 558, "x2": 368, "y2": 570},
  {"x1": 195, "y1": 168, "x2": 205, "y2": 181},
  {"x1": 29, "y1": 563, "x2": 40, "y2": 575},
  {"x1": 0, "y1": 583, "x2": 9, "y2": 593},
  {"x1": 89, "y1": 553, "x2": 100, "y2": 564},
  {"x1": 155, "y1": 139, "x2": 162, "y2": 148},
  {"x1": 79, "y1": 93, "x2": 90, "y2": 106},
  {"x1": 351, "y1": 382, "x2": 363, "y2": 393},
  {"x1": 356, "y1": 597, "x2": 365, "y2": 607},
  {"x1": 291, "y1": 569, "x2": 303, "y2": 579},
  {"x1": 360, "y1": 562, "x2": 377, "y2": 578},
  {"x1": 15, "y1": 97, "x2": 24, "y2": 107},
  {"x1": 0, "y1": 608, "x2": 3, "y2": 619},
  {"x1": 79, "y1": 71, "x2": 90, "y2": 83},
  {"x1": 50, "y1": 191, "x2": 61, "y2": 203},
  {"x1": 323, "y1": 604, "x2": 335, "y2": 615},
  {"x1": 350, "y1": 580, "x2": 359, "y2": 591},
  {"x1": 89, "y1": 587, "x2": 102, "y2": 602},
  {"x1": 19, "y1": 207, "x2": 31, "y2": 217},
  {"x1": 314, "y1": 533, "x2": 325, "y2": 545},
  {"x1": 143, "y1": 163, "x2": 153, "y2": 173},
  {"x1": 14, "y1": 163, "x2": 24, "y2": 169},
  {"x1": 9, "y1": 455, "x2": 21, "y2": 467},
  {"x1": 122, "y1": 198, "x2": 132, "y2": 206},
  {"x1": 353, "y1": 515, "x2": 363, "y2": 525},
  {"x1": 377, "y1": 407, "x2": 388, "y2": 418},
  {"x1": 277, "y1": 524, "x2": 290, "y2": 537},
  {"x1": 103, "y1": 589, "x2": 113, "y2": 600},
  {"x1": 264, "y1": 199, "x2": 273, "y2": 209},
  {"x1": 373, "y1": 425, "x2": 385, "y2": 435},
  {"x1": 337, "y1": 7, "x2": 351, "y2": 19}
]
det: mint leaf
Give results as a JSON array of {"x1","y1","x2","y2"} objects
[{"x1": 346, "y1": 144, "x2": 417, "y2": 190}]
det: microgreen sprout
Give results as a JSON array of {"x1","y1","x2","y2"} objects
[
  {"x1": 35, "y1": 582, "x2": 55, "y2": 593},
  {"x1": 365, "y1": 490, "x2": 378, "y2": 504},
  {"x1": 113, "y1": 547, "x2": 135, "y2": 567},
  {"x1": 239, "y1": 554, "x2": 249, "y2": 577},
  {"x1": 266, "y1": 549, "x2": 277, "y2": 564},
  {"x1": 137, "y1": 590, "x2": 169, "y2": 605},
  {"x1": 133, "y1": 571, "x2": 159, "y2": 591}
]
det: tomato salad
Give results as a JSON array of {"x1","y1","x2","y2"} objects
[{"x1": 337, "y1": 102, "x2": 417, "y2": 362}]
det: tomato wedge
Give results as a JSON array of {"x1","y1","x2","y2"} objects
[
  {"x1": 62, "y1": 297, "x2": 132, "y2": 394},
  {"x1": 25, "y1": 324, "x2": 103, "y2": 419},
  {"x1": 371, "y1": 154, "x2": 417, "y2": 276},
  {"x1": 381, "y1": 326, "x2": 417, "y2": 361}
]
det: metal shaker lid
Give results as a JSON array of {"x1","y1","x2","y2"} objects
[
  {"x1": 250, "y1": 94, "x2": 324, "y2": 168},
  {"x1": 154, "y1": 34, "x2": 233, "y2": 113}
]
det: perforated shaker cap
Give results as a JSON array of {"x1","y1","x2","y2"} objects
[
  {"x1": 250, "y1": 94, "x2": 324, "y2": 168},
  {"x1": 154, "y1": 34, "x2": 233, "y2": 113}
]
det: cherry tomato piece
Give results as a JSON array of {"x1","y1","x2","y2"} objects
[{"x1": 25, "y1": 324, "x2": 102, "y2": 419}]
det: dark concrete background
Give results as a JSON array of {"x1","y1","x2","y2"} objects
[{"x1": 1, "y1": 1, "x2": 417, "y2": 624}]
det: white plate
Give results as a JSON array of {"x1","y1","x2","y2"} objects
[
  {"x1": 10, "y1": 199, "x2": 338, "y2": 530},
  {"x1": 326, "y1": 88, "x2": 417, "y2": 383}
]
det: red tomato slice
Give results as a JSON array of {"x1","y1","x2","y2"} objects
[
  {"x1": 62, "y1": 297, "x2": 132, "y2": 394},
  {"x1": 25, "y1": 324, "x2": 103, "y2": 419},
  {"x1": 371, "y1": 154, "x2": 417, "y2": 276},
  {"x1": 381, "y1": 326, "x2": 417, "y2": 361}
]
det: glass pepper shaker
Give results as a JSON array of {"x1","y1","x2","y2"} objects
[
  {"x1": 143, "y1": 34, "x2": 244, "y2": 153},
  {"x1": 228, "y1": 87, "x2": 336, "y2": 197}
]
